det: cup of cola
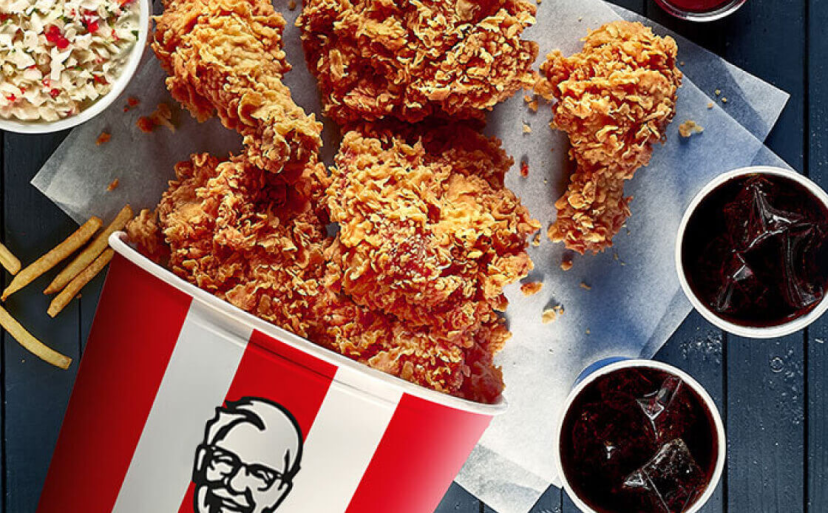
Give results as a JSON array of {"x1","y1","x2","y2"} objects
[
  {"x1": 555, "y1": 358, "x2": 726, "y2": 513},
  {"x1": 676, "y1": 166, "x2": 828, "y2": 338}
]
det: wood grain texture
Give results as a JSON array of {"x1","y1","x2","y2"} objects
[
  {"x1": 437, "y1": 483, "x2": 481, "y2": 513},
  {"x1": 2, "y1": 131, "x2": 79, "y2": 513},
  {"x1": 808, "y1": 3, "x2": 828, "y2": 512}
]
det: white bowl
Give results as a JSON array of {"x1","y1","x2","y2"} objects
[
  {"x1": 675, "y1": 166, "x2": 828, "y2": 339},
  {"x1": 554, "y1": 359, "x2": 726, "y2": 513},
  {"x1": 0, "y1": 0, "x2": 151, "y2": 135}
]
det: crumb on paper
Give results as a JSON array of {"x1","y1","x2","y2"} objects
[
  {"x1": 524, "y1": 95, "x2": 533, "y2": 103},
  {"x1": 95, "y1": 131, "x2": 111, "y2": 145},
  {"x1": 532, "y1": 232, "x2": 541, "y2": 247},
  {"x1": 288, "y1": 0, "x2": 296, "y2": 8},
  {"x1": 123, "y1": 96, "x2": 140, "y2": 112},
  {"x1": 722, "y1": 97, "x2": 728, "y2": 103},
  {"x1": 528, "y1": 99, "x2": 538, "y2": 112},
  {"x1": 580, "y1": 281, "x2": 591, "y2": 291},
  {"x1": 715, "y1": 89, "x2": 721, "y2": 96},
  {"x1": 522, "y1": 123, "x2": 532, "y2": 134},
  {"x1": 680, "y1": 61, "x2": 685, "y2": 66},
  {"x1": 561, "y1": 260, "x2": 573, "y2": 271},
  {"x1": 585, "y1": 328, "x2": 591, "y2": 335},
  {"x1": 520, "y1": 160, "x2": 529, "y2": 177},
  {"x1": 137, "y1": 103, "x2": 176, "y2": 133},
  {"x1": 107, "y1": 178, "x2": 120, "y2": 192},
  {"x1": 542, "y1": 304, "x2": 565, "y2": 324},
  {"x1": 521, "y1": 282, "x2": 543, "y2": 297},
  {"x1": 707, "y1": 102, "x2": 714, "y2": 109},
  {"x1": 679, "y1": 120, "x2": 704, "y2": 138}
]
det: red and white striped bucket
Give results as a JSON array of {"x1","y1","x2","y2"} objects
[{"x1": 37, "y1": 233, "x2": 505, "y2": 513}]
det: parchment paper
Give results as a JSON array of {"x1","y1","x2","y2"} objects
[{"x1": 30, "y1": 1, "x2": 791, "y2": 512}]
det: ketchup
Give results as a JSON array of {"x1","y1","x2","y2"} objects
[{"x1": 660, "y1": 0, "x2": 733, "y2": 13}]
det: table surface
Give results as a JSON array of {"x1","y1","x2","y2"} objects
[{"x1": 0, "y1": 0, "x2": 825, "y2": 512}]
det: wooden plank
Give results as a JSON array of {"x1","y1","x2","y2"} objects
[
  {"x1": 3, "y1": 131, "x2": 80, "y2": 513},
  {"x1": 436, "y1": 483, "x2": 480, "y2": 513},
  {"x1": 481, "y1": 486, "x2": 562, "y2": 513},
  {"x1": 808, "y1": 2, "x2": 828, "y2": 511},
  {"x1": 806, "y1": 320, "x2": 826, "y2": 513},
  {"x1": 0, "y1": 125, "x2": 5, "y2": 513},
  {"x1": 727, "y1": 334, "x2": 806, "y2": 512}
]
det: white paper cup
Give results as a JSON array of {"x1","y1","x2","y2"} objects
[
  {"x1": 676, "y1": 166, "x2": 828, "y2": 339},
  {"x1": 554, "y1": 358, "x2": 726, "y2": 513},
  {"x1": 0, "y1": 0, "x2": 150, "y2": 135},
  {"x1": 38, "y1": 233, "x2": 505, "y2": 513}
]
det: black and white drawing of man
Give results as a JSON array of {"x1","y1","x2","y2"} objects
[{"x1": 193, "y1": 397, "x2": 303, "y2": 513}]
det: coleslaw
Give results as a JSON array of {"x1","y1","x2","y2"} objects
[{"x1": 0, "y1": 0, "x2": 140, "y2": 122}]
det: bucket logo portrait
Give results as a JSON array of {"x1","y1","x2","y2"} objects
[{"x1": 192, "y1": 397, "x2": 303, "y2": 513}]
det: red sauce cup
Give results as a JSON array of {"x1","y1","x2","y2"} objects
[{"x1": 654, "y1": 0, "x2": 747, "y2": 22}]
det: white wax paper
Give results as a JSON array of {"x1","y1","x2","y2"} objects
[{"x1": 30, "y1": 1, "x2": 791, "y2": 512}]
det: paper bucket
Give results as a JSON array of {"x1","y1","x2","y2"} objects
[{"x1": 37, "y1": 233, "x2": 505, "y2": 513}]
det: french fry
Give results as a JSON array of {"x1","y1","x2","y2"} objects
[
  {"x1": 0, "y1": 242, "x2": 21, "y2": 275},
  {"x1": 0, "y1": 305, "x2": 72, "y2": 369},
  {"x1": 45, "y1": 205, "x2": 132, "y2": 295},
  {"x1": 2, "y1": 217, "x2": 103, "y2": 301},
  {"x1": 48, "y1": 249, "x2": 114, "y2": 318}
]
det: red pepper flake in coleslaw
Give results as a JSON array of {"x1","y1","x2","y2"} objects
[{"x1": 0, "y1": 0, "x2": 141, "y2": 122}]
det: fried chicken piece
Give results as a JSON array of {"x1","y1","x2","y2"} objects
[
  {"x1": 297, "y1": 0, "x2": 539, "y2": 126},
  {"x1": 537, "y1": 21, "x2": 682, "y2": 254},
  {"x1": 128, "y1": 152, "x2": 332, "y2": 337},
  {"x1": 315, "y1": 240, "x2": 509, "y2": 403},
  {"x1": 128, "y1": 151, "x2": 509, "y2": 402},
  {"x1": 328, "y1": 124, "x2": 540, "y2": 331},
  {"x1": 153, "y1": 0, "x2": 322, "y2": 176}
]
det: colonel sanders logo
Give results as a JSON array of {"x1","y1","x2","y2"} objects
[{"x1": 192, "y1": 398, "x2": 303, "y2": 513}]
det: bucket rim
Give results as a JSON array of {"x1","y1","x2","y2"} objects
[{"x1": 109, "y1": 232, "x2": 508, "y2": 416}]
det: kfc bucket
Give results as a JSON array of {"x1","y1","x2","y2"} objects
[{"x1": 37, "y1": 233, "x2": 505, "y2": 513}]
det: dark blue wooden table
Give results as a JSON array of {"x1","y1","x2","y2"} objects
[{"x1": 0, "y1": 0, "x2": 824, "y2": 511}]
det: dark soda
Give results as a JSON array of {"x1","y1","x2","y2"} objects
[
  {"x1": 682, "y1": 174, "x2": 828, "y2": 327},
  {"x1": 559, "y1": 368, "x2": 718, "y2": 513}
]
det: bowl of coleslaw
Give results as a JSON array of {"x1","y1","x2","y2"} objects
[{"x1": 0, "y1": 0, "x2": 149, "y2": 134}]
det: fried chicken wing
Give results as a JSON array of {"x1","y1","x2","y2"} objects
[
  {"x1": 328, "y1": 124, "x2": 540, "y2": 332},
  {"x1": 153, "y1": 0, "x2": 322, "y2": 176},
  {"x1": 297, "y1": 0, "x2": 539, "y2": 126},
  {"x1": 537, "y1": 21, "x2": 682, "y2": 254}
]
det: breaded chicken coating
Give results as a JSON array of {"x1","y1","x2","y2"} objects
[
  {"x1": 328, "y1": 124, "x2": 540, "y2": 332},
  {"x1": 537, "y1": 21, "x2": 682, "y2": 254},
  {"x1": 153, "y1": 0, "x2": 322, "y2": 176},
  {"x1": 297, "y1": 0, "x2": 539, "y2": 125},
  {"x1": 128, "y1": 149, "x2": 515, "y2": 402}
]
